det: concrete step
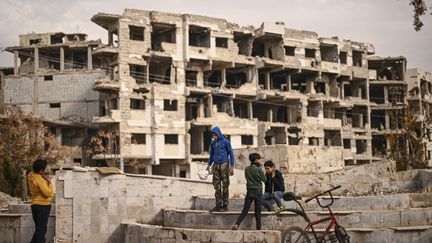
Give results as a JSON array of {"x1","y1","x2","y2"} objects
[
  {"x1": 122, "y1": 221, "x2": 281, "y2": 243},
  {"x1": 163, "y1": 208, "x2": 432, "y2": 231},
  {"x1": 194, "y1": 193, "x2": 432, "y2": 211},
  {"x1": 311, "y1": 226, "x2": 432, "y2": 243}
]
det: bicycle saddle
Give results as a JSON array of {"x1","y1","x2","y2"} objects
[{"x1": 282, "y1": 192, "x2": 302, "y2": 201}]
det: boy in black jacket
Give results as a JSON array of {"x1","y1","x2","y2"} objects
[{"x1": 262, "y1": 160, "x2": 285, "y2": 212}]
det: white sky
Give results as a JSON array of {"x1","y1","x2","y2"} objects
[{"x1": 1, "y1": 0, "x2": 431, "y2": 71}]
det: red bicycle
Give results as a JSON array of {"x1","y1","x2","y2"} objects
[{"x1": 281, "y1": 185, "x2": 350, "y2": 243}]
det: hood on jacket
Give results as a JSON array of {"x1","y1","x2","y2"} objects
[{"x1": 211, "y1": 127, "x2": 224, "y2": 140}]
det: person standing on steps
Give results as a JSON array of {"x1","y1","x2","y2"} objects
[
  {"x1": 232, "y1": 153, "x2": 266, "y2": 230},
  {"x1": 206, "y1": 127, "x2": 235, "y2": 212},
  {"x1": 28, "y1": 159, "x2": 54, "y2": 243},
  {"x1": 262, "y1": 160, "x2": 285, "y2": 213}
]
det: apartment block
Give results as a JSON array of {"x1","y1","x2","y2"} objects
[
  {"x1": 3, "y1": 32, "x2": 106, "y2": 164},
  {"x1": 3, "y1": 9, "x2": 430, "y2": 176}
]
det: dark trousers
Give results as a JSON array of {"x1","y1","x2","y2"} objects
[
  {"x1": 30, "y1": 204, "x2": 51, "y2": 243},
  {"x1": 235, "y1": 189, "x2": 262, "y2": 230}
]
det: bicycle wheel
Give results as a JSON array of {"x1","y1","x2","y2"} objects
[
  {"x1": 281, "y1": 226, "x2": 311, "y2": 243},
  {"x1": 334, "y1": 225, "x2": 350, "y2": 243}
]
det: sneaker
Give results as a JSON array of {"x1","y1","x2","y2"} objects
[
  {"x1": 209, "y1": 206, "x2": 221, "y2": 213},
  {"x1": 220, "y1": 206, "x2": 228, "y2": 212},
  {"x1": 232, "y1": 224, "x2": 239, "y2": 230},
  {"x1": 275, "y1": 206, "x2": 285, "y2": 214}
]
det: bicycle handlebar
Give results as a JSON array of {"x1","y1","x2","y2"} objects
[{"x1": 304, "y1": 185, "x2": 341, "y2": 203}]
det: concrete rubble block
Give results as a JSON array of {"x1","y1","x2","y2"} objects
[
  {"x1": 360, "y1": 210, "x2": 401, "y2": 228},
  {"x1": 211, "y1": 230, "x2": 245, "y2": 242},
  {"x1": 400, "y1": 209, "x2": 432, "y2": 226},
  {"x1": 391, "y1": 228, "x2": 432, "y2": 243},
  {"x1": 408, "y1": 192, "x2": 432, "y2": 208}
]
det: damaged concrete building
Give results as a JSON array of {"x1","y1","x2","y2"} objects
[
  {"x1": 3, "y1": 32, "x2": 105, "y2": 164},
  {"x1": 3, "y1": 9, "x2": 432, "y2": 176}
]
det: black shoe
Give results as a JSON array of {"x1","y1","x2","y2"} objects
[
  {"x1": 220, "y1": 206, "x2": 228, "y2": 212},
  {"x1": 210, "y1": 206, "x2": 222, "y2": 213}
]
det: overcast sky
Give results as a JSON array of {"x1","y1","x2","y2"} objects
[{"x1": 1, "y1": 0, "x2": 431, "y2": 71}]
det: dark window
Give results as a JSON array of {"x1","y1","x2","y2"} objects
[
  {"x1": 343, "y1": 139, "x2": 351, "y2": 149},
  {"x1": 186, "y1": 70, "x2": 198, "y2": 86},
  {"x1": 164, "y1": 99, "x2": 178, "y2": 111},
  {"x1": 129, "y1": 25, "x2": 144, "y2": 41},
  {"x1": 129, "y1": 64, "x2": 146, "y2": 84},
  {"x1": 305, "y1": 48, "x2": 316, "y2": 58},
  {"x1": 284, "y1": 46, "x2": 295, "y2": 56},
  {"x1": 165, "y1": 134, "x2": 178, "y2": 144},
  {"x1": 352, "y1": 51, "x2": 363, "y2": 67},
  {"x1": 241, "y1": 135, "x2": 253, "y2": 145},
  {"x1": 339, "y1": 52, "x2": 347, "y2": 64},
  {"x1": 131, "y1": 133, "x2": 146, "y2": 144},
  {"x1": 215, "y1": 37, "x2": 228, "y2": 48},
  {"x1": 50, "y1": 103, "x2": 60, "y2": 108},
  {"x1": 30, "y1": 39, "x2": 41, "y2": 45},
  {"x1": 44, "y1": 75, "x2": 53, "y2": 81},
  {"x1": 189, "y1": 25, "x2": 210, "y2": 47},
  {"x1": 130, "y1": 99, "x2": 145, "y2": 110}
]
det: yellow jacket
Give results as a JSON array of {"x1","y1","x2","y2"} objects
[{"x1": 28, "y1": 172, "x2": 53, "y2": 205}]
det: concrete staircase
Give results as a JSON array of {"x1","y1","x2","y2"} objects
[{"x1": 160, "y1": 193, "x2": 432, "y2": 242}]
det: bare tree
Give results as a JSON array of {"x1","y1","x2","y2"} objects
[
  {"x1": 387, "y1": 103, "x2": 431, "y2": 170},
  {"x1": 0, "y1": 105, "x2": 70, "y2": 196},
  {"x1": 410, "y1": 0, "x2": 430, "y2": 31}
]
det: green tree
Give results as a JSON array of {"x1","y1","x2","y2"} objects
[{"x1": 0, "y1": 105, "x2": 69, "y2": 196}]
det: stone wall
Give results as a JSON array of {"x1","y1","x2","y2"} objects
[
  {"x1": 4, "y1": 71, "x2": 105, "y2": 122},
  {"x1": 123, "y1": 222, "x2": 281, "y2": 243},
  {"x1": 55, "y1": 170, "x2": 215, "y2": 243},
  {"x1": 234, "y1": 145, "x2": 343, "y2": 173}
]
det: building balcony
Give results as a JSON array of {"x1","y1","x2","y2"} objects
[
  {"x1": 320, "y1": 61, "x2": 340, "y2": 74},
  {"x1": 92, "y1": 110, "x2": 121, "y2": 124}
]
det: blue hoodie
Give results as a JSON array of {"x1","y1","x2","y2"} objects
[{"x1": 208, "y1": 127, "x2": 235, "y2": 167}]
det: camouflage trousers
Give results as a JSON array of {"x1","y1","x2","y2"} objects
[{"x1": 212, "y1": 163, "x2": 230, "y2": 207}]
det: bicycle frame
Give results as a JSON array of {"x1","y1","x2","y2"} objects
[
  {"x1": 283, "y1": 186, "x2": 345, "y2": 243},
  {"x1": 302, "y1": 206, "x2": 338, "y2": 241}
]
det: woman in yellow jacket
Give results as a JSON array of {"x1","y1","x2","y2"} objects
[{"x1": 28, "y1": 159, "x2": 53, "y2": 243}]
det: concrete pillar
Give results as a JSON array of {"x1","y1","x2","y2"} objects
[
  {"x1": 221, "y1": 69, "x2": 226, "y2": 88},
  {"x1": 247, "y1": 101, "x2": 253, "y2": 119},
  {"x1": 34, "y1": 47, "x2": 39, "y2": 73},
  {"x1": 385, "y1": 111, "x2": 390, "y2": 130},
  {"x1": 384, "y1": 86, "x2": 389, "y2": 103},
  {"x1": 197, "y1": 71, "x2": 204, "y2": 88},
  {"x1": 87, "y1": 46, "x2": 92, "y2": 70},
  {"x1": 206, "y1": 94, "x2": 213, "y2": 117},
  {"x1": 146, "y1": 164, "x2": 153, "y2": 175},
  {"x1": 55, "y1": 127, "x2": 62, "y2": 144},
  {"x1": 108, "y1": 31, "x2": 113, "y2": 46},
  {"x1": 229, "y1": 96, "x2": 234, "y2": 116},
  {"x1": 341, "y1": 82, "x2": 345, "y2": 98},
  {"x1": 286, "y1": 74, "x2": 291, "y2": 91},
  {"x1": 60, "y1": 47, "x2": 64, "y2": 72},
  {"x1": 268, "y1": 109, "x2": 273, "y2": 122},
  {"x1": 14, "y1": 51, "x2": 19, "y2": 75},
  {"x1": 265, "y1": 72, "x2": 270, "y2": 90},
  {"x1": 198, "y1": 102, "x2": 205, "y2": 118}
]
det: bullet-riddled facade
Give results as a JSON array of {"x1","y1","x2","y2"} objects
[{"x1": 3, "y1": 9, "x2": 431, "y2": 176}]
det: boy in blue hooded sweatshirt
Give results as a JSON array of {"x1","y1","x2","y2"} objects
[{"x1": 206, "y1": 127, "x2": 235, "y2": 212}]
